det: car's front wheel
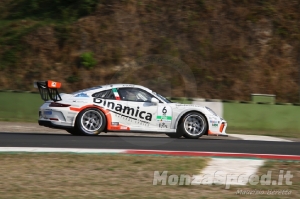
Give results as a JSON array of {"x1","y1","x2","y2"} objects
[
  {"x1": 75, "y1": 108, "x2": 106, "y2": 136},
  {"x1": 179, "y1": 112, "x2": 207, "y2": 139},
  {"x1": 165, "y1": 130, "x2": 184, "y2": 138}
]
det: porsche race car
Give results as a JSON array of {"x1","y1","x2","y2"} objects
[{"x1": 35, "y1": 80, "x2": 227, "y2": 139}]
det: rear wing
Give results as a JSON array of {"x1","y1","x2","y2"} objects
[{"x1": 34, "y1": 80, "x2": 62, "y2": 102}]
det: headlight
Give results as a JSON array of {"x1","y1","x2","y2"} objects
[{"x1": 205, "y1": 106, "x2": 217, "y2": 116}]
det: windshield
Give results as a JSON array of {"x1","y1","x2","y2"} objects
[{"x1": 153, "y1": 92, "x2": 173, "y2": 103}]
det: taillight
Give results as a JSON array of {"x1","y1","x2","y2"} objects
[{"x1": 49, "y1": 102, "x2": 71, "y2": 107}]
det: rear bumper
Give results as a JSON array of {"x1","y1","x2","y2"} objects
[{"x1": 38, "y1": 120, "x2": 73, "y2": 130}]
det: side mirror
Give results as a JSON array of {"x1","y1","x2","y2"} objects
[{"x1": 151, "y1": 97, "x2": 159, "y2": 104}]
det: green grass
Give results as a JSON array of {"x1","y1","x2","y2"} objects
[
  {"x1": 80, "y1": 51, "x2": 97, "y2": 69},
  {"x1": 0, "y1": 92, "x2": 42, "y2": 122},
  {"x1": 224, "y1": 103, "x2": 300, "y2": 137},
  {"x1": 251, "y1": 95, "x2": 275, "y2": 103}
]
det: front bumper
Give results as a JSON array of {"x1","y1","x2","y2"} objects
[{"x1": 207, "y1": 118, "x2": 228, "y2": 136}]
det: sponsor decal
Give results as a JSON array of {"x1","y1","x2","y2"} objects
[
  {"x1": 47, "y1": 81, "x2": 61, "y2": 88},
  {"x1": 72, "y1": 100, "x2": 88, "y2": 103},
  {"x1": 157, "y1": 106, "x2": 172, "y2": 122},
  {"x1": 210, "y1": 120, "x2": 218, "y2": 124},
  {"x1": 75, "y1": 93, "x2": 89, "y2": 97},
  {"x1": 212, "y1": 123, "x2": 218, "y2": 127},
  {"x1": 159, "y1": 122, "x2": 168, "y2": 128},
  {"x1": 44, "y1": 110, "x2": 52, "y2": 115},
  {"x1": 93, "y1": 98, "x2": 153, "y2": 121},
  {"x1": 111, "y1": 122, "x2": 119, "y2": 126}
]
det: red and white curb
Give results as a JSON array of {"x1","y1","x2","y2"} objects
[{"x1": 0, "y1": 147, "x2": 300, "y2": 160}]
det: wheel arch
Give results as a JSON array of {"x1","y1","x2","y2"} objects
[
  {"x1": 71, "y1": 105, "x2": 109, "y2": 131},
  {"x1": 174, "y1": 110, "x2": 209, "y2": 135}
]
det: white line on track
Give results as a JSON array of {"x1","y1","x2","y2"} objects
[
  {"x1": 0, "y1": 147, "x2": 126, "y2": 153},
  {"x1": 229, "y1": 134, "x2": 292, "y2": 142}
]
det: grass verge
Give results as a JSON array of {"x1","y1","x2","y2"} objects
[
  {"x1": 224, "y1": 103, "x2": 300, "y2": 138},
  {"x1": 0, "y1": 153, "x2": 207, "y2": 199},
  {"x1": 0, "y1": 92, "x2": 42, "y2": 122},
  {"x1": 0, "y1": 153, "x2": 299, "y2": 198}
]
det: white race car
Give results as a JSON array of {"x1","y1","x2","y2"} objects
[{"x1": 35, "y1": 80, "x2": 227, "y2": 138}]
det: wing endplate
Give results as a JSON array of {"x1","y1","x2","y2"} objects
[{"x1": 34, "y1": 80, "x2": 62, "y2": 102}]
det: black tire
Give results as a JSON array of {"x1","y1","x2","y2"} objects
[
  {"x1": 66, "y1": 129, "x2": 81, "y2": 136},
  {"x1": 165, "y1": 128, "x2": 184, "y2": 138},
  {"x1": 75, "y1": 108, "x2": 106, "y2": 136},
  {"x1": 178, "y1": 112, "x2": 208, "y2": 139}
]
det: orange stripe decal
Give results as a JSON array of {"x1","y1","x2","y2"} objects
[
  {"x1": 69, "y1": 105, "x2": 130, "y2": 131},
  {"x1": 219, "y1": 123, "x2": 225, "y2": 133}
]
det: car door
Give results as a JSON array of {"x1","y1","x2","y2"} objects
[
  {"x1": 117, "y1": 87, "x2": 161, "y2": 131},
  {"x1": 92, "y1": 88, "x2": 129, "y2": 130}
]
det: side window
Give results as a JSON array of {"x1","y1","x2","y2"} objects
[
  {"x1": 118, "y1": 88, "x2": 160, "y2": 102},
  {"x1": 92, "y1": 89, "x2": 115, "y2": 99}
]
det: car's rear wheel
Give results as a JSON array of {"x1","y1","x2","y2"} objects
[
  {"x1": 75, "y1": 108, "x2": 106, "y2": 136},
  {"x1": 179, "y1": 112, "x2": 207, "y2": 139}
]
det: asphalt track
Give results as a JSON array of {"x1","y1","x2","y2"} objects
[{"x1": 0, "y1": 132, "x2": 299, "y2": 155}]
